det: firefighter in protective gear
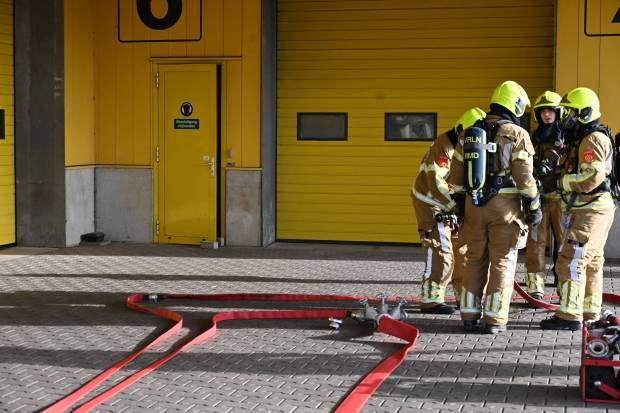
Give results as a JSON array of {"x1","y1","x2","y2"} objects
[
  {"x1": 448, "y1": 80, "x2": 541, "y2": 334},
  {"x1": 524, "y1": 91, "x2": 565, "y2": 300},
  {"x1": 540, "y1": 87, "x2": 615, "y2": 331},
  {"x1": 412, "y1": 107, "x2": 486, "y2": 314}
]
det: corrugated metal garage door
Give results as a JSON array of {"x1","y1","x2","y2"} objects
[{"x1": 277, "y1": 0, "x2": 554, "y2": 243}]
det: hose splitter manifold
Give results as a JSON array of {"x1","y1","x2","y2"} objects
[{"x1": 329, "y1": 293, "x2": 409, "y2": 330}]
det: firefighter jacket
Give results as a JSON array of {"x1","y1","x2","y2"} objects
[
  {"x1": 448, "y1": 114, "x2": 538, "y2": 201},
  {"x1": 560, "y1": 129, "x2": 614, "y2": 211},
  {"x1": 412, "y1": 130, "x2": 457, "y2": 212}
]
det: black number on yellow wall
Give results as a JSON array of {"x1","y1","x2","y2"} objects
[
  {"x1": 136, "y1": 0, "x2": 183, "y2": 30},
  {"x1": 118, "y1": 0, "x2": 203, "y2": 43}
]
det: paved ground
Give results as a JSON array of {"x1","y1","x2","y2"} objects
[{"x1": 1, "y1": 242, "x2": 619, "y2": 413}]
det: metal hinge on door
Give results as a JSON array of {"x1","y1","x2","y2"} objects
[
  {"x1": 156, "y1": 219, "x2": 160, "y2": 235},
  {"x1": 156, "y1": 146, "x2": 160, "y2": 163},
  {"x1": 155, "y1": 71, "x2": 159, "y2": 88}
]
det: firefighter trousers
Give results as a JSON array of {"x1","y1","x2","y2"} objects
[
  {"x1": 554, "y1": 208, "x2": 615, "y2": 322},
  {"x1": 459, "y1": 195, "x2": 528, "y2": 326},
  {"x1": 524, "y1": 197, "x2": 563, "y2": 295},
  {"x1": 413, "y1": 197, "x2": 458, "y2": 308},
  {"x1": 452, "y1": 234, "x2": 467, "y2": 305}
]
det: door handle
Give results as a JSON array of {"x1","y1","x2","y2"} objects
[{"x1": 202, "y1": 155, "x2": 216, "y2": 176}]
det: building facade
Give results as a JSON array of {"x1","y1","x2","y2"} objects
[{"x1": 3, "y1": 0, "x2": 620, "y2": 254}]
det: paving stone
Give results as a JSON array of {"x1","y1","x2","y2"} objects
[{"x1": 0, "y1": 243, "x2": 618, "y2": 412}]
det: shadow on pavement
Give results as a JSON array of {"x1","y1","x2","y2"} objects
[{"x1": 43, "y1": 242, "x2": 422, "y2": 262}]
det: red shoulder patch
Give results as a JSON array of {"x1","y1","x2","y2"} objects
[
  {"x1": 582, "y1": 149, "x2": 595, "y2": 163},
  {"x1": 436, "y1": 155, "x2": 450, "y2": 168}
]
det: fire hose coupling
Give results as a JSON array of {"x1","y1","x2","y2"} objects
[
  {"x1": 348, "y1": 294, "x2": 408, "y2": 327},
  {"x1": 586, "y1": 310, "x2": 620, "y2": 359},
  {"x1": 328, "y1": 317, "x2": 343, "y2": 329},
  {"x1": 377, "y1": 292, "x2": 389, "y2": 315},
  {"x1": 388, "y1": 297, "x2": 408, "y2": 322},
  {"x1": 143, "y1": 294, "x2": 165, "y2": 302},
  {"x1": 587, "y1": 338, "x2": 611, "y2": 359},
  {"x1": 602, "y1": 309, "x2": 619, "y2": 326},
  {"x1": 350, "y1": 297, "x2": 378, "y2": 324}
]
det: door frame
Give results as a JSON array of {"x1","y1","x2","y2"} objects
[{"x1": 151, "y1": 59, "x2": 228, "y2": 244}]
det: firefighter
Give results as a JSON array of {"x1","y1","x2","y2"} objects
[
  {"x1": 448, "y1": 80, "x2": 542, "y2": 334},
  {"x1": 411, "y1": 107, "x2": 486, "y2": 314},
  {"x1": 540, "y1": 87, "x2": 615, "y2": 330},
  {"x1": 524, "y1": 91, "x2": 565, "y2": 300}
]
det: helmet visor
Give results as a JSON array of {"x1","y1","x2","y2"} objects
[{"x1": 515, "y1": 98, "x2": 526, "y2": 117}]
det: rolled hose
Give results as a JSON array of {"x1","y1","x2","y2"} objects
[{"x1": 587, "y1": 338, "x2": 611, "y2": 359}]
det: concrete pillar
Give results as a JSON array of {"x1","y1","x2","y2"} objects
[
  {"x1": 261, "y1": 0, "x2": 277, "y2": 246},
  {"x1": 15, "y1": 0, "x2": 66, "y2": 247}
]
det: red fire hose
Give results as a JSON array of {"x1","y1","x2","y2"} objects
[
  {"x1": 42, "y1": 293, "x2": 418, "y2": 413},
  {"x1": 43, "y1": 286, "x2": 620, "y2": 412}
]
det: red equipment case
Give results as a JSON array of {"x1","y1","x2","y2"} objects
[{"x1": 581, "y1": 325, "x2": 620, "y2": 402}]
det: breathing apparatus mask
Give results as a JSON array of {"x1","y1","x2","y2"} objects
[
  {"x1": 560, "y1": 107, "x2": 601, "y2": 143},
  {"x1": 561, "y1": 108, "x2": 578, "y2": 132}
]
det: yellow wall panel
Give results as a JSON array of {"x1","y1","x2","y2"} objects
[
  {"x1": 224, "y1": 0, "x2": 243, "y2": 56},
  {"x1": 277, "y1": 0, "x2": 555, "y2": 243},
  {"x1": 0, "y1": 0, "x2": 12, "y2": 245},
  {"x1": 241, "y1": 0, "x2": 262, "y2": 167},
  {"x1": 278, "y1": 0, "x2": 546, "y2": 11},
  {"x1": 225, "y1": 61, "x2": 243, "y2": 167},
  {"x1": 64, "y1": 0, "x2": 261, "y2": 168},
  {"x1": 115, "y1": 46, "x2": 137, "y2": 165},
  {"x1": 65, "y1": 0, "x2": 95, "y2": 166},
  {"x1": 556, "y1": 0, "x2": 620, "y2": 134},
  {"x1": 64, "y1": 0, "x2": 261, "y2": 246},
  {"x1": 205, "y1": 0, "x2": 224, "y2": 56},
  {"x1": 93, "y1": 1, "x2": 118, "y2": 164}
]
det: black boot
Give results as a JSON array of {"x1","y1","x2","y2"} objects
[
  {"x1": 420, "y1": 303, "x2": 455, "y2": 315},
  {"x1": 540, "y1": 316, "x2": 582, "y2": 331},
  {"x1": 480, "y1": 322, "x2": 507, "y2": 334},
  {"x1": 463, "y1": 320, "x2": 479, "y2": 332}
]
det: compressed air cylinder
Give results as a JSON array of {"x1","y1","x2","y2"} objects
[{"x1": 462, "y1": 127, "x2": 487, "y2": 205}]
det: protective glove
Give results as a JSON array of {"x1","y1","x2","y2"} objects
[
  {"x1": 435, "y1": 212, "x2": 460, "y2": 232},
  {"x1": 451, "y1": 193, "x2": 466, "y2": 221},
  {"x1": 522, "y1": 194, "x2": 543, "y2": 226},
  {"x1": 541, "y1": 174, "x2": 559, "y2": 194},
  {"x1": 526, "y1": 207, "x2": 543, "y2": 226}
]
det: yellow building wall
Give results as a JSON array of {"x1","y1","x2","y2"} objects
[
  {"x1": 277, "y1": 0, "x2": 555, "y2": 243},
  {"x1": 87, "y1": 0, "x2": 262, "y2": 168},
  {"x1": 65, "y1": 0, "x2": 96, "y2": 167},
  {"x1": 556, "y1": 0, "x2": 620, "y2": 133},
  {"x1": 0, "y1": 0, "x2": 13, "y2": 245}
]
